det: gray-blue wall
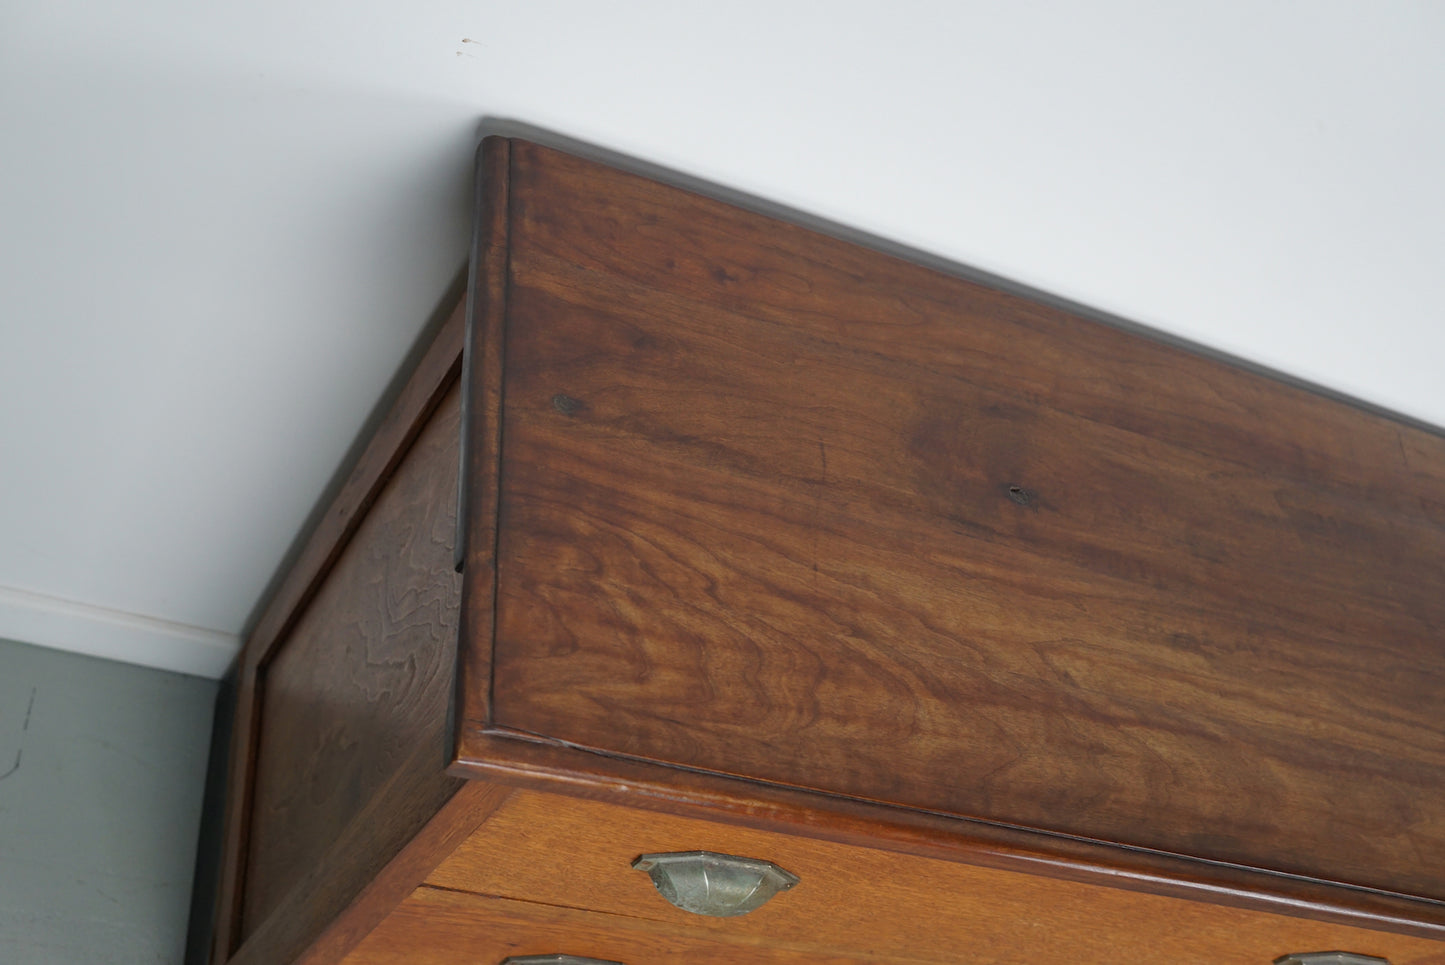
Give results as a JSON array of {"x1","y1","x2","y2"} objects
[{"x1": 0, "y1": 637, "x2": 217, "y2": 964}]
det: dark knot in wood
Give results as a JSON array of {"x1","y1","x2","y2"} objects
[
  {"x1": 1006, "y1": 484, "x2": 1035, "y2": 507},
  {"x1": 551, "y1": 393, "x2": 585, "y2": 416}
]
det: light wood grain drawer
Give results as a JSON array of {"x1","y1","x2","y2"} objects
[
  {"x1": 421, "y1": 789, "x2": 1445, "y2": 965},
  {"x1": 342, "y1": 887, "x2": 892, "y2": 964}
]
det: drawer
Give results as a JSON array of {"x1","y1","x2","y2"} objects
[
  {"x1": 457, "y1": 137, "x2": 1445, "y2": 912},
  {"x1": 422, "y1": 788, "x2": 1445, "y2": 965},
  {"x1": 342, "y1": 887, "x2": 892, "y2": 965}
]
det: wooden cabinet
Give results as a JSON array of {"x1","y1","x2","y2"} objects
[{"x1": 204, "y1": 137, "x2": 1445, "y2": 965}]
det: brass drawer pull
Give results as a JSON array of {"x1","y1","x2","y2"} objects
[
  {"x1": 632, "y1": 850, "x2": 800, "y2": 917},
  {"x1": 501, "y1": 956, "x2": 624, "y2": 965},
  {"x1": 1276, "y1": 954, "x2": 1390, "y2": 965}
]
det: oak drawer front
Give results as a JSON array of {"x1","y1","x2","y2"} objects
[
  {"x1": 421, "y1": 789, "x2": 1445, "y2": 965},
  {"x1": 473, "y1": 138, "x2": 1445, "y2": 901},
  {"x1": 342, "y1": 887, "x2": 904, "y2": 965}
]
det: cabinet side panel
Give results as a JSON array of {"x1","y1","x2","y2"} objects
[
  {"x1": 212, "y1": 301, "x2": 465, "y2": 963},
  {"x1": 241, "y1": 384, "x2": 465, "y2": 938},
  {"x1": 230, "y1": 782, "x2": 512, "y2": 965}
]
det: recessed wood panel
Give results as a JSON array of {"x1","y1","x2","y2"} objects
[
  {"x1": 479, "y1": 140, "x2": 1445, "y2": 902},
  {"x1": 244, "y1": 384, "x2": 464, "y2": 935}
]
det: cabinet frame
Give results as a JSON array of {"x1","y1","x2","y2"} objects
[{"x1": 204, "y1": 133, "x2": 1445, "y2": 965}]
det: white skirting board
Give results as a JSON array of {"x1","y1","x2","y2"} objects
[{"x1": 0, "y1": 584, "x2": 238, "y2": 679}]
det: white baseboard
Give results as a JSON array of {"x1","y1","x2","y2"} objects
[{"x1": 0, "y1": 584, "x2": 239, "y2": 679}]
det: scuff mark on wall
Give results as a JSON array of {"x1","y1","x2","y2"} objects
[{"x1": 0, "y1": 686, "x2": 36, "y2": 781}]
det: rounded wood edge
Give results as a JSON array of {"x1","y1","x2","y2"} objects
[{"x1": 452, "y1": 134, "x2": 511, "y2": 756}]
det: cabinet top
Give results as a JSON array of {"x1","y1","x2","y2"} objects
[{"x1": 454, "y1": 136, "x2": 1445, "y2": 931}]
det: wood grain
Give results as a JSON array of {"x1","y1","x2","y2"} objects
[
  {"x1": 455, "y1": 135, "x2": 510, "y2": 744},
  {"x1": 247, "y1": 300, "x2": 466, "y2": 671},
  {"x1": 469, "y1": 140, "x2": 1445, "y2": 901},
  {"x1": 243, "y1": 382, "x2": 465, "y2": 935},
  {"x1": 342, "y1": 887, "x2": 907, "y2": 965},
  {"x1": 231, "y1": 781, "x2": 512, "y2": 965},
  {"x1": 421, "y1": 788, "x2": 1445, "y2": 965},
  {"x1": 212, "y1": 300, "x2": 464, "y2": 962}
]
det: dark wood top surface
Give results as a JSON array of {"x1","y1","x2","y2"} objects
[{"x1": 467, "y1": 139, "x2": 1445, "y2": 904}]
